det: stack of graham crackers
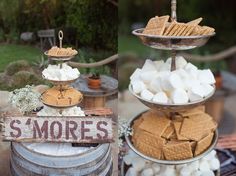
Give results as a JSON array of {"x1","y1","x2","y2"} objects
[
  {"x1": 143, "y1": 15, "x2": 215, "y2": 36},
  {"x1": 132, "y1": 106, "x2": 217, "y2": 161}
]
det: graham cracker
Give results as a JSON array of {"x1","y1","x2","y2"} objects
[
  {"x1": 194, "y1": 132, "x2": 214, "y2": 156},
  {"x1": 173, "y1": 122, "x2": 189, "y2": 140},
  {"x1": 163, "y1": 142, "x2": 193, "y2": 160},
  {"x1": 176, "y1": 24, "x2": 188, "y2": 36},
  {"x1": 167, "y1": 23, "x2": 179, "y2": 36},
  {"x1": 187, "y1": 17, "x2": 203, "y2": 25},
  {"x1": 132, "y1": 117, "x2": 144, "y2": 130},
  {"x1": 179, "y1": 106, "x2": 205, "y2": 117},
  {"x1": 135, "y1": 139, "x2": 163, "y2": 159},
  {"x1": 139, "y1": 115, "x2": 170, "y2": 136},
  {"x1": 180, "y1": 118, "x2": 206, "y2": 141},
  {"x1": 188, "y1": 113, "x2": 213, "y2": 122},
  {"x1": 161, "y1": 124, "x2": 175, "y2": 139},
  {"x1": 163, "y1": 21, "x2": 176, "y2": 35},
  {"x1": 133, "y1": 129, "x2": 165, "y2": 148},
  {"x1": 143, "y1": 16, "x2": 169, "y2": 35}
]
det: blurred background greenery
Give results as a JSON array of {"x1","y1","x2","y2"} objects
[
  {"x1": 118, "y1": 0, "x2": 236, "y2": 90},
  {"x1": 0, "y1": 0, "x2": 117, "y2": 90}
]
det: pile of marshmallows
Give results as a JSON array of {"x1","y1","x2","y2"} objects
[
  {"x1": 42, "y1": 63, "x2": 80, "y2": 81},
  {"x1": 124, "y1": 149, "x2": 220, "y2": 176},
  {"x1": 37, "y1": 105, "x2": 85, "y2": 116},
  {"x1": 130, "y1": 57, "x2": 215, "y2": 104}
]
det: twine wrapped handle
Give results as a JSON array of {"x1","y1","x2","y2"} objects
[{"x1": 58, "y1": 30, "x2": 63, "y2": 48}]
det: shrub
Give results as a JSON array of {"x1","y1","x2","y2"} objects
[{"x1": 5, "y1": 60, "x2": 32, "y2": 76}]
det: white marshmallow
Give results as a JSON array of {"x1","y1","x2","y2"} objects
[
  {"x1": 201, "y1": 170, "x2": 215, "y2": 176},
  {"x1": 140, "y1": 71, "x2": 158, "y2": 84},
  {"x1": 132, "y1": 80, "x2": 146, "y2": 94},
  {"x1": 184, "y1": 63, "x2": 198, "y2": 72},
  {"x1": 209, "y1": 158, "x2": 220, "y2": 171},
  {"x1": 159, "y1": 62, "x2": 171, "y2": 72},
  {"x1": 176, "y1": 164, "x2": 187, "y2": 171},
  {"x1": 188, "y1": 84, "x2": 205, "y2": 102},
  {"x1": 141, "y1": 89, "x2": 154, "y2": 101},
  {"x1": 125, "y1": 167, "x2": 138, "y2": 176},
  {"x1": 191, "y1": 170, "x2": 202, "y2": 176},
  {"x1": 154, "y1": 60, "x2": 164, "y2": 71},
  {"x1": 141, "y1": 168, "x2": 154, "y2": 176},
  {"x1": 149, "y1": 77, "x2": 162, "y2": 93},
  {"x1": 201, "y1": 84, "x2": 214, "y2": 97},
  {"x1": 131, "y1": 158, "x2": 146, "y2": 172},
  {"x1": 180, "y1": 166, "x2": 192, "y2": 176},
  {"x1": 159, "y1": 166, "x2": 176, "y2": 176},
  {"x1": 130, "y1": 68, "x2": 142, "y2": 81},
  {"x1": 198, "y1": 69, "x2": 215, "y2": 84},
  {"x1": 151, "y1": 163, "x2": 161, "y2": 173},
  {"x1": 142, "y1": 59, "x2": 157, "y2": 72},
  {"x1": 153, "y1": 92, "x2": 168, "y2": 104},
  {"x1": 176, "y1": 56, "x2": 188, "y2": 69},
  {"x1": 188, "y1": 161, "x2": 199, "y2": 172},
  {"x1": 123, "y1": 155, "x2": 133, "y2": 165},
  {"x1": 173, "y1": 69, "x2": 189, "y2": 80},
  {"x1": 199, "y1": 160, "x2": 210, "y2": 171},
  {"x1": 169, "y1": 72, "x2": 184, "y2": 89},
  {"x1": 171, "y1": 89, "x2": 189, "y2": 104}
]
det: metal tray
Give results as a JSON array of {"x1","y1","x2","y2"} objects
[
  {"x1": 132, "y1": 28, "x2": 215, "y2": 50},
  {"x1": 44, "y1": 51, "x2": 77, "y2": 61},
  {"x1": 129, "y1": 84, "x2": 215, "y2": 112},
  {"x1": 42, "y1": 75, "x2": 79, "y2": 85},
  {"x1": 125, "y1": 111, "x2": 219, "y2": 165}
]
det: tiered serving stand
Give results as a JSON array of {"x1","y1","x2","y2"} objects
[
  {"x1": 41, "y1": 30, "x2": 82, "y2": 109},
  {"x1": 125, "y1": 0, "x2": 219, "y2": 172}
]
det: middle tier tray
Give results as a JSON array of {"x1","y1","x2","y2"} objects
[
  {"x1": 125, "y1": 111, "x2": 219, "y2": 165},
  {"x1": 129, "y1": 84, "x2": 216, "y2": 112},
  {"x1": 132, "y1": 28, "x2": 215, "y2": 50}
]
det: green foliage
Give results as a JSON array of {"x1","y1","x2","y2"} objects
[
  {"x1": 5, "y1": 60, "x2": 32, "y2": 76},
  {"x1": 64, "y1": 0, "x2": 117, "y2": 51},
  {"x1": 12, "y1": 71, "x2": 45, "y2": 89}
]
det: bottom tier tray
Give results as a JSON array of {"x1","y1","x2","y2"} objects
[{"x1": 125, "y1": 110, "x2": 218, "y2": 165}]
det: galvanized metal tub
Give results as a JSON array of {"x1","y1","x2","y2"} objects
[{"x1": 10, "y1": 142, "x2": 112, "y2": 176}]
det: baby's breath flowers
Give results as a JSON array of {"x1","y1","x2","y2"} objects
[
  {"x1": 118, "y1": 118, "x2": 133, "y2": 148},
  {"x1": 9, "y1": 85, "x2": 41, "y2": 114}
]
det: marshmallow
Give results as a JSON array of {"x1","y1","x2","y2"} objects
[
  {"x1": 169, "y1": 72, "x2": 184, "y2": 89},
  {"x1": 141, "y1": 89, "x2": 154, "y2": 101},
  {"x1": 184, "y1": 63, "x2": 198, "y2": 72},
  {"x1": 176, "y1": 56, "x2": 188, "y2": 69},
  {"x1": 154, "y1": 60, "x2": 164, "y2": 71},
  {"x1": 125, "y1": 167, "x2": 138, "y2": 176},
  {"x1": 140, "y1": 71, "x2": 158, "y2": 84},
  {"x1": 191, "y1": 170, "x2": 202, "y2": 176},
  {"x1": 159, "y1": 62, "x2": 171, "y2": 72},
  {"x1": 188, "y1": 84, "x2": 206, "y2": 102},
  {"x1": 201, "y1": 170, "x2": 215, "y2": 176},
  {"x1": 130, "y1": 68, "x2": 142, "y2": 81},
  {"x1": 149, "y1": 77, "x2": 162, "y2": 93},
  {"x1": 142, "y1": 59, "x2": 157, "y2": 72},
  {"x1": 176, "y1": 164, "x2": 187, "y2": 171},
  {"x1": 131, "y1": 158, "x2": 146, "y2": 172},
  {"x1": 188, "y1": 161, "x2": 199, "y2": 172},
  {"x1": 132, "y1": 80, "x2": 146, "y2": 94},
  {"x1": 201, "y1": 84, "x2": 214, "y2": 96},
  {"x1": 173, "y1": 69, "x2": 189, "y2": 80},
  {"x1": 199, "y1": 160, "x2": 210, "y2": 171},
  {"x1": 209, "y1": 158, "x2": 220, "y2": 171},
  {"x1": 183, "y1": 78, "x2": 201, "y2": 91},
  {"x1": 151, "y1": 163, "x2": 161, "y2": 173},
  {"x1": 171, "y1": 89, "x2": 189, "y2": 104},
  {"x1": 123, "y1": 155, "x2": 133, "y2": 165},
  {"x1": 198, "y1": 69, "x2": 215, "y2": 84},
  {"x1": 153, "y1": 92, "x2": 168, "y2": 104},
  {"x1": 159, "y1": 166, "x2": 176, "y2": 176},
  {"x1": 180, "y1": 166, "x2": 192, "y2": 176},
  {"x1": 141, "y1": 168, "x2": 154, "y2": 176}
]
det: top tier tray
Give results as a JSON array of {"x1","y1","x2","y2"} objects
[
  {"x1": 132, "y1": 28, "x2": 215, "y2": 50},
  {"x1": 44, "y1": 51, "x2": 78, "y2": 61}
]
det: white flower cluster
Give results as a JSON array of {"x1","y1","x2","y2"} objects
[
  {"x1": 9, "y1": 85, "x2": 41, "y2": 114},
  {"x1": 130, "y1": 57, "x2": 215, "y2": 104},
  {"x1": 42, "y1": 63, "x2": 80, "y2": 81},
  {"x1": 118, "y1": 118, "x2": 133, "y2": 148},
  {"x1": 37, "y1": 105, "x2": 85, "y2": 116},
  {"x1": 124, "y1": 149, "x2": 220, "y2": 176}
]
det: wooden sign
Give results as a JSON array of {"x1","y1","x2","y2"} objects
[{"x1": 2, "y1": 116, "x2": 113, "y2": 143}]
